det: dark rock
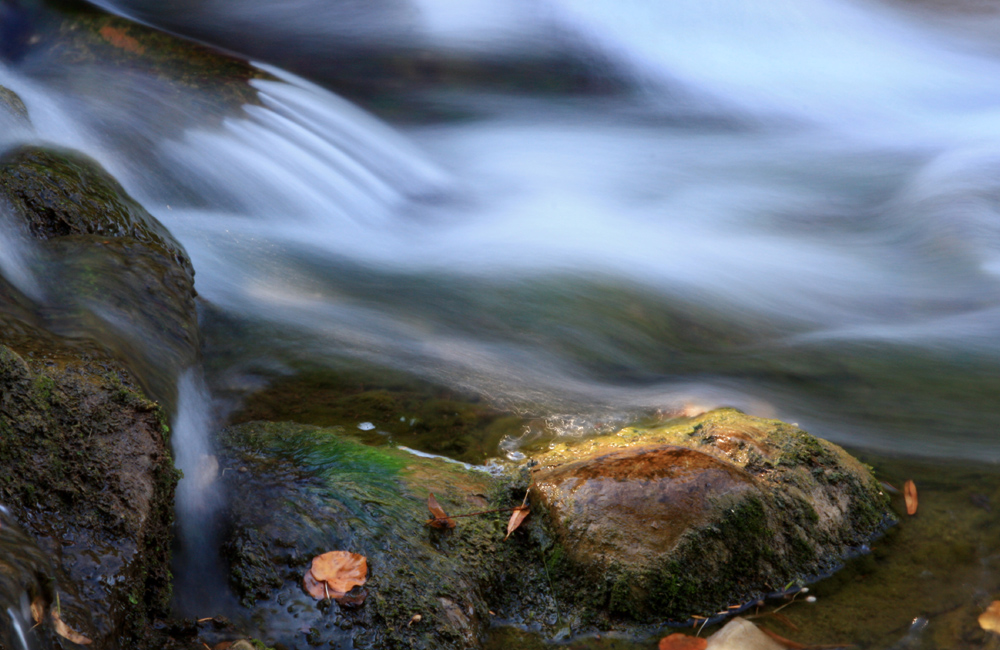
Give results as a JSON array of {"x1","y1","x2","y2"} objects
[
  {"x1": 0, "y1": 343, "x2": 179, "y2": 649},
  {"x1": 218, "y1": 421, "x2": 535, "y2": 650}
]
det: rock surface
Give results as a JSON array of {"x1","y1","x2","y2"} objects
[
  {"x1": 0, "y1": 343, "x2": 178, "y2": 649},
  {"x1": 218, "y1": 421, "x2": 543, "y2": 650},
  {"x1": 531, "y1": 408, "x2": 893, "y2": 620}
]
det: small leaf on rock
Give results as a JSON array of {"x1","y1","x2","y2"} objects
[
  {"x1": 504, "y1": 505, "x2": 530, "y2": 540},
  {"x1": 427, "y1": 493, "x2": 456, "y2": 528},
  {"x1": 658, "y1": 632, "x2": 707, "y2": 650},
  {"x1": 980, "y1": 600, "x2": 1000, "y2": 634},
  {"x1": 52, "y1": 609, "x2": 92, "y2": 645},
  {"x1": 904, "y1": 480, "x2": 918, "y2": 515},
  {"x1": 308, "y1": 551, "x2": 368, "y2": 599}
]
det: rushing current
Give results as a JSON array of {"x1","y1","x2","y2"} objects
[{"x1": 6, "y1": 0, "x2": 1000, "y2": 490}]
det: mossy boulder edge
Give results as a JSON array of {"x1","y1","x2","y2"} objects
[{"x1": 530, "y1": 408, "x2": 895, "y2": 621}]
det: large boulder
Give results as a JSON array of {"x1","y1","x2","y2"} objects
[
  {"x1": 0, "y1": 344, "x2": 179, "y2": 649},
  {"x1": 530, "y1": 408, "x2": 894, "y2": 621}
]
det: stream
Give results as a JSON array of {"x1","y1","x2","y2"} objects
[{"x1": 3, "y1": 0, "x2": 1000, "y2": 647}]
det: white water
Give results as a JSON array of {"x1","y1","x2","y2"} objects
[{"x1": 4, "y1": 0, "x2": 1000, "y2": 464}]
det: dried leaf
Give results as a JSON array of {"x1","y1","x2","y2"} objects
[
  {"x1": 212, "y1": 643, "x2": 234, "y2": 650},
  {"x1": 303, "y1": 568, "x2": 327, "y2": 600},
  {"x1": 52, "y1": 609, "x2": 92, "y2": 645},
  {"x1": 658, "y1": 632, "x2": 707, "y2": 650},
  {"x1": 980, "y1": 600, "x2": 1000, "y2": 634},
  {"x1": 30, "y1": 595, "x2": 44, "y2": 626},
  {"x1": 309, "y1": 551, "x2": 368, "y2": 595},
  {"x1": 504, "y1": 505, "x2": 530, "y2": 540},
  {"x1": 427, "y1": 493, "x2": 456, "y2": 528},
  {"x1": 904, "y1": 480, "x2": 918, "y2": 515}
]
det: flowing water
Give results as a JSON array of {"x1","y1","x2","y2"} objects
[{"x1": 4, "y1": 0, "x2": 1000, "y2": 646}]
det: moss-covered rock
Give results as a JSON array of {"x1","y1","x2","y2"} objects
[
  {"x1": 530, "y1": 408, "x2": 894, "y2": 621},
  {"x1": 0, "y1": 145, "x2": 199, "y2": 405},
  {"x1": 218, "y1": 421, "x2": 545, "y2": 650},
  {"x1": 0, "y1": 344, "x2": 179, "y2": 649},
  {"x1": 41, "y1": 6, "x2": 268, "y2": 114},
  {"x1": 0, "y1": 145, "x2": 190, "y2": 271}
]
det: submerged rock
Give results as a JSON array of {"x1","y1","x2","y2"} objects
[
  {"x1": 531, "y1": 408, "x2": 893, "y2": 620},
  {"x1": 0, "y1": 344, "x2": 179, "y2": 649}
]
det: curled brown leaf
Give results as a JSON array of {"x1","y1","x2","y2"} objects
[
  {"x1": 427, "y1": 493, "x2": 456, "y2": 528},
  {"x1": 504, "y1": 505, "x2": 530, "y2": 540},
  {"x1": 52, "y1": 609, "x2": 91, "y2": 645}
]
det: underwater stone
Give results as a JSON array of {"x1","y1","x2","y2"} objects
[{"x1": 531, "y1": 408, "x2": 894, "y2": 620}]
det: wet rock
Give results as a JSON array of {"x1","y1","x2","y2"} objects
[
  {"x1": 219, "y1": 421, "x2": 535, "y2": 650},
  {"x1": 0, "y1": 84, "x2": 28, "y2": 121},
  {"x1": 531, "y1": 408, "x2": 893, "y2": 620},
  {"x1": 0, "y1": 343, "x2": 179, "y2": 649},
  {"x1": 0, "y1": 145, "x2": 199, "y2": 405}
]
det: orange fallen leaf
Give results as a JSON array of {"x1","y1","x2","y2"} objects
[
  {"x1": 307, "y1": 551, "x2": 367, "y2": 599},
  {"x1": 504, "y1": 505, "x2": 530, "y2": 540},
  {"x1": 658, "y1": 632, "x2": 707, "y2": 650},
  {"x1": 213, "y1": 643, "x2": 234, "y2": 650},
  {"x1": 904, "y1": 480, "x2": 918, "y2": 515},
  {"x1": 979, "y1": 600, "x2": 1000, "y2": 634},
  {"x1": 427, "y1": 493, "x2": 456, "y2": 528},
  {"x1": 52, "y1": 609, "x2": 92, "y2": 645}
]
